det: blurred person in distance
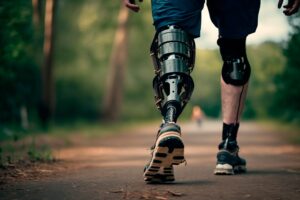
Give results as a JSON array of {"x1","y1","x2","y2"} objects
[{"x1": 191, "y1": 105, "x2": 205, "y2": 126}]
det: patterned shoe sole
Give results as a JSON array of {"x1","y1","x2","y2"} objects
[
  {"x1": 214, "y1": 164, "x2": 247, "y2": 175},
  {"x1": 144, "y1": 132, "x2": 184, "y2": 183}
]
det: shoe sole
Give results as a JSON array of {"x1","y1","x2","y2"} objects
[
  {"x1": 214, "y1": 164, "x2": 247, "y2": 175},
  {"x1": 144, "y1": 132, "x2": 184, "y2": 183}
]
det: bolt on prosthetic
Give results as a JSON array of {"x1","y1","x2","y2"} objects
[{"x1": 150, "y1": 26, "x2": 195, "y2": 124}]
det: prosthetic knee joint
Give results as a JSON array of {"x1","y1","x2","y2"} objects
[
  {"x1": 151, "y1": 26, "x2": 195, "y2": 123},
  {"x1": 218, "y1": 38, "x2": 251, "y2": 86}
]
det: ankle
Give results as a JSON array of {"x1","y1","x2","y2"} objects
[
  {"x1": 222, "y1": 123, "x2": 239, "y2": 141},
  {"x1": 218, "y1": 140, "x2": 239, "y2": 152}
]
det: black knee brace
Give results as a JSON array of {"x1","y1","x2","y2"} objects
[
  {"x1": 151, "y1": 25, "x2": 195, "y2": 123},
  {"x1": 218, "y1": 38, "x2": 251, "y2": 86}
]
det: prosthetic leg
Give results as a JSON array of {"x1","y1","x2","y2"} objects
[
  {"x1": 215, "y1": 38, "x2": 250, "y2": 175},
  {"x1": 144, "y1": 26, "x2": 195, "y2": 182},
  {"x1": 151, "y1": 26, "x2": 195, "y2": 123}
]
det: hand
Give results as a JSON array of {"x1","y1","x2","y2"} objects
[
  {"x1": 278, "y1": 0, "x2": 300, "y2": 16},
  {"x1": 123, "y1": 0, "x2": 143, "y2": 12}
]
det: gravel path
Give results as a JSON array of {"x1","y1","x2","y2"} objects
[{"x1": 1, "y1": 121, "x2": 300, "y2": 200}]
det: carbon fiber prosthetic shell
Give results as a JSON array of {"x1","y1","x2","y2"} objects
[{"x1": 150, "y1": 26, "x2": 195, "y2": 123}]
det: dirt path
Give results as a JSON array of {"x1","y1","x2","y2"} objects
[{"x1": 1, "y1": 121, "x2": 300, "y2": 200}]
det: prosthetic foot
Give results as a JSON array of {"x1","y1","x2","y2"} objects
[{"x1": 144, "y1": 25, "x2": 195, "y2": 183}]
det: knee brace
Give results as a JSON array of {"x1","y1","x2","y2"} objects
[
  {"x1": 218, "y1": 38, "x2": 251, "y2": 86},
  {"x1": 150, "y1": 26, "x2": 195, "y2": 123}
]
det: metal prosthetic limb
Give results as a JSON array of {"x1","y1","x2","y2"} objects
[{"x1": 151, "y1": 26, "x2": 195, "y2": 123}]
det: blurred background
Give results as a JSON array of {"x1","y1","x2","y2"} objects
[{"x1": 0, "y1": 0, "x2": 299, "y2": 138}]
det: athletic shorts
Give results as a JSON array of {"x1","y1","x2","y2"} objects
[{"x1": 151, "y1": 0, "x2": 261, "y2": 38}]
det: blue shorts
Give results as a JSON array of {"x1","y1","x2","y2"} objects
[{"x1": 152, "y1": 0, "x2": 261, "y2": 38}]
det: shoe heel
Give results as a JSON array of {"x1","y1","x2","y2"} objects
[
  {"x1": 171, "y1": 148, "x2": 185, "y2": 165},
  {"x1": 158, "y1": 135, "x2": 185, "y2": 165},
  {"x1": 214, "y1": 164, "x2": 234, "y2": 175}
]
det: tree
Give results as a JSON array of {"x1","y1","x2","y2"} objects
[
  {"x1": 0, "y1": 1, "x2": 39, "y2": 125},
  {"x1": 39, "y1": 0, "x2": 57, "y2": 125},
  {"x1": 32, "y1": 0, "x2": 43, "y2": 27},
  {"x1": 102, "y1": 4, "x2": 129, "y2": 121}
]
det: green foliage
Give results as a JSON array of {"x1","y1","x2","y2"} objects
[
  {"x1": 122, "y1": 1, "x2": 157, "y2": 120},
  {"x1": 272, "y1": 13, "x2": 300, "y2": 124},
  {"x1": 55, "y1": 69, "x2": 102, "y2": 120},
  {"x1": 0, "y1": 143, "x2": 16, "y2": 167},
  {"x1": 0, "y1": 1, "x2": 40, "y2": 123},
  {"x1": 54, "y1": 0, "x2": 120, "y2": 120},
  {"x1": 0, "y1": 147, "x2": 3, "y2": 167},
  {"x1": 247, "y1": 42, "x2": 286, "y2": 119},
  {"x1": 191, "y1": 49, "x2": 222, "y2": 118},
  {"x1": 0, "y1": 0, "x2": 298, "y2": 127},
  {"x1": 0, "y1": 139, "x2": 54, "y2": 167},
  {"x1": 27, "y1": 141, "x2": 54, "y2": 163},
  {"x1": 51, "y1": 1, "x2": 299, "y2": 126}
]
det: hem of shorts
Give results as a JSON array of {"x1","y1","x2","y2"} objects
[{"x1": 153, "y1": 22, "x2": 200, "y2": 38}]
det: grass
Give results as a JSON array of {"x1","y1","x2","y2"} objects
[
  {"x1": 1, "y1": 118, "x2": 161, "y2": 141},
  {"x1": 0, "y1": 139, "x2": 55, "y2": 168},
  {"x1": 27, "y1": 141, "x2": 54, "y2": 163},
  {"x1": 0, "y1": 119, "x2": 161, "y2": 168}
]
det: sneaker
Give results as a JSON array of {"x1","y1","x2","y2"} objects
[
  {"x1": 143, "y1": 123, "x2": 185, "y2": 183},
  {"x1": 214, "y1": 141, "x2": 247, "y2": 175}
]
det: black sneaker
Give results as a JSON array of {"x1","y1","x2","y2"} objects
[
  {"x1": 143, "y1": 123, "x2": 185, "y2": 183},
  {"x1": 214, "y1": 141, "x2": 247, "y2": 175}
]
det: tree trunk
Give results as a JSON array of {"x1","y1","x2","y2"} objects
[
  {"x1": 32, "y1": 0, "x2": 42, "y2": 27},
  {"x1": 102, "y1": 4, "x2": 129, "y2": 122},
  {"x1": 40, "y1": 0, "x2": 56, "y2": 125}
]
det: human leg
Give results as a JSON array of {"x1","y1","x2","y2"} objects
[
  {"x1": 215, "y1": 37, "x2": 250, "y2": 174},
  {"x1": 207, "y1": 0, "x2": 260, "y2": 174}
]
